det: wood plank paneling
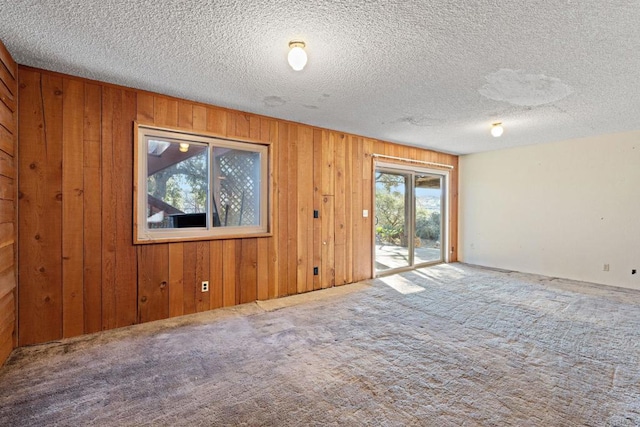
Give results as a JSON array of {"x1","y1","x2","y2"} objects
[
  {"x1": 168, "y1": 243, "x2": 184, "y2": 317},
  {"x1": 321, "y1": 195, "x2": 335, "y2": 289},
  {"x1": 182, "y1": 242, "x2": 198, "y2": 315},
  {"x1": 0, "y1": 126, "x2": 14, "y2": 158},
  {"x1": 222, "y1": 239, "x2": 236, "y2": 306},
  {"x1": 312, "y1": 129, "x2": 323, "y2": 290},
  {"x1": 286, "y1": 125, "x2": 298, "y2": 296},
  {"x1": 18, "y1": 71, "x2": 63, "y2": 346},
  {"x1": 0, "y1": 266, "x2": 15, "y2": 301},
  {"x1": 209, "y1": 240, "x2": 223, "y2": 308},
  {"x1": 238, "y1": 239, "x2": 257, "y2": 304},
  {"x1": 276, "y1": 123, "x2": 289, "y2": 297},
  {"x1": 16, "y1": 65, "x2": 459, "y2": 347},
  {"x1": 102, "y1": 86, "x2": 138, "y2": 329},
  {"x1": 194, "y1": 241, "x2": 210, "y2": 313},
  {"x1": 62, "y1": 78, "x2": 85, "y2": 338},
  {"x1": 297, "y1": 126, "x2": 314, "y2": 293},
  {"x1": 83, "y1": 83, "x2": 103, "y2": 334},
  {"x1": 137, "y1": 244, "x2": 169, "y2": 322}
]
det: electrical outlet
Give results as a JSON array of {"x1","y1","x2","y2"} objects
[
  {"x1": 603, "y1": 264, "x2": 610, "y2": 272},
  {"x1": 201, "y1": 281, "x2": 209, "y2": 292}
]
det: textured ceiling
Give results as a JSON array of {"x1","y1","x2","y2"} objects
[{"x1": 1, "y1": 0, "x2": 639, "y2": 154}]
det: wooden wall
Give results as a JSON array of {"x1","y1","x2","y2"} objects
[
  {"x1": 0, "y1": 41, "x2": 17, "y2": 365},
  {"x1": 17, "y1": 66, "x2": 458, "y2": 346}
]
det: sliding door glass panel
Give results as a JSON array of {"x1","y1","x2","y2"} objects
[
  {"x1": 414, "y1": 174, "x2": 443, "y2": 265},
  {"x1": 375, "y1": 172, "x2": 410, "y2": 272}
]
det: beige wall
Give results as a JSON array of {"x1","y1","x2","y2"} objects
[{"x1": 459, "y1": 130, "x2": 640, "y2": 290}]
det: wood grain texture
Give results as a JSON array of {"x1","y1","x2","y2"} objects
[
  {"x1": 62, "y1": 78, "x2": 85, "y2": 338},
  {"x1": 137, "y1": 244, "x2": 169, "y2": 322},
  {"x1": 168, "y1": 243, "x2": 184, "y2": 317},
  {"x1": 83, "y1": 83, "x2": 102, "y2": 334},
  {"x1": 16, "y1": 66, "x2": 458, "y2": 347},
  {"x1": 18, "y1": 71, "x2": 63, "y2": 346},
  {"x1": 209, "y1": 240, "x2": 223, "y2": 309},
  {"x1": 0, "y1": 41, "x2": 17, "y2": 79}
]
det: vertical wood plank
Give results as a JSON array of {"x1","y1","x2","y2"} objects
[
  {"x1": 154, "y1": 97, "x2": 178, "y2": 127},
  {"x1": 286, "y1": 125, "x2": 298, "y2": 296},
  {"x1": 206, "y1": 108, "x2": 226, "y2": 135},
  {"x1": 297, "y1": 126, "x2": 314, "y2": 293},
  {"x1": 256, "y1": 237, "x2": 269, "y2": 300},
  {"x1": 321, "y1": 195, "x2": 335, "y2": 288},
  {"x1": 100, "y1": 86, "x2": 117, "y2": 330},
  {"x1": 136, "y1": 93, "x2": 154, "y2": 123},
  {"x1": 177, "y1": 101, "x2": 193, "y2": 129},
  {"x1": 222, "y1": 239, "x2": 236, "y2": 306},
  {"x1": 62, "y1": 78, "x2": 85, "y2": 338},
  {"x1": 83, "y1": 83, "x2": 103, "y2": 334},
  {"x1": 193, "y1": 106, "x2": 207, "y2": 131},
  {"x1": 239, "y1": 238, "x2": 257, "y2": 303},
  {"x1": 334, "y1": 133, "x2": 347, "y2": 286},
  {"x1": 344, "y1": 136, "x2": 354, "y2": 284},
  {"x1": 18, "y1": 71, "x2": 64, "y2": 345},
  {"x1": 195, "y1": 241, "x2": 210, "y2": 312},
  {"x1": 230, "y1": 112, "x2": 250, "y2": 139},
  {"x1": 351, "y1": 137, "x2": 365, "y2": 281},
  {"x1": 168, "y1": 243, "x2": 184, "y2": 317},
  {"x1": 113, "y1": 89, "x2": 138, "y2": 328},
  {"x1": 182, "y1": 242, "x2": 197, "y2": 315},
  {"x1": 361, "y1": 138, "x2": 374, "y2": 279},
  {"x1": 276, "y1": 123, "x2": 289, "y2": 297},
  {"x1": 322, "y1": 131, "x2": 335, "y2": 196},
  {"x1": 137, "y1": 244, "x2": 169, "y2": 322},
  {"x1": 209, "y1": 240, "x2": 223, "y2": 309},
  {"x1": 261, "y1": 119, "x2": 278, "y2": 300},
  {"x1": 312, "y1": 129, "x2": 323, "y2": 290}
]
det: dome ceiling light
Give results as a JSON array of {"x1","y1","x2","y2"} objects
[
  {"x1": 288, "y1": 41, "x2": 307, "y2": 71},
  {"x1": 491, "y1": 122, "x2": 504, "y2": 137}
]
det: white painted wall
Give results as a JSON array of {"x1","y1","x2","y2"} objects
[{"x1": 459, "y1": 130, "x2": 640, "y2": 290}]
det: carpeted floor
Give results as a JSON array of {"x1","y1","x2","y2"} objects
[{"x1": 1, "y1": 263, "x2": 639, "y2": 426}]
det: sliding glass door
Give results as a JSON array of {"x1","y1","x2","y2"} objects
[{"x1": 374, "y1": 165, "x2": 445, "y2": 275}]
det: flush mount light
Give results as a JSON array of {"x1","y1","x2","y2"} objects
[
  {"x1": 288, "y1": 41, "x2": 307, "y2": 71},
  {"x1": 491, "y1": 122, "x2": 504, "y2": 137},
  {"x1": 179, "y1": 142, "x2": 190, "y2": 152}
]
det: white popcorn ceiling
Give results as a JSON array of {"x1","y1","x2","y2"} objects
[{"x1": 1, "y1": 0, "x2": 639, "y2": 154}]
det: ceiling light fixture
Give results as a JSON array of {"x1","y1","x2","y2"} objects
[
  {"x1": 491, "y1": 122, "x2": 504, "y2": 137},
  {"x1": 288, "y1": 41, "x2": 307, "y2": 71},
  {"x1": 179, "y1": 142, "x2": 189, "y2": 153}
]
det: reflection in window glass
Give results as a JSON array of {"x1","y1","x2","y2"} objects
[{"x1": 146, "y1": 139, "x2": 208, "y2": 229}]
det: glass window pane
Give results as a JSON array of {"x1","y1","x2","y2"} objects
[
  {"x1": 375, "y1": 172, "x2": 409, "y2": 272},
  {"x1": 147, "y1": 139, "x2": 209, "y2": 229},
  {"x1": 414, "y1": 174, "x2": 442, "y2": 264},
  {"x1": 212, "y1": 147, "x2": 261, "y2": 227}
]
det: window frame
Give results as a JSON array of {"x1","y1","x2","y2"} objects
[{"x1": 134, "y1": 122, "x2": 271, "y2": 244}]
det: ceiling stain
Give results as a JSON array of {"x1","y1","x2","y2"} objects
[
  {"x1": 479, "y1": 69, "x2": 572, "y2": 107},
  {"x1": 263, "y1": 96, "x2": 287, "y2": 108},
  {"x1": 397, "y1": 116, "x2": 436, "y2": 127},
  {"x1": 303, "y1": 105, "x2": 319, "y2": 110}
]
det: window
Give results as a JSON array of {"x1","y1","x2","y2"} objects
[{"x1": 135, "y1": 124, "x2": 270, "y2": 243}]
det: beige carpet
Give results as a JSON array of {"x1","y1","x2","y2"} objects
[{"x1": 1, "y1": 263, "x2": 639, "y2": 426}]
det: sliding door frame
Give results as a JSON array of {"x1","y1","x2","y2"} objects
[{"x1": 373, "y1": 161, "x2": 450, "y2": 277}]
